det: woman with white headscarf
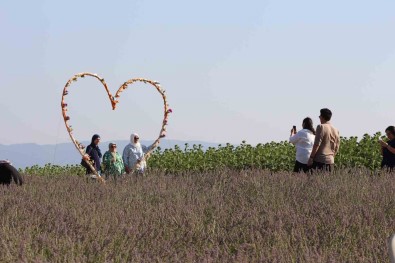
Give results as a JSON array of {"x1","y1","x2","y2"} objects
[{"x1": 122, "y1": 133, "x2": 150, "y2": 174}]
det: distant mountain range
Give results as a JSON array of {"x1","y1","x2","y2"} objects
[{"x1": 0, "y1": 140, "x2": 221, "y2": 169}]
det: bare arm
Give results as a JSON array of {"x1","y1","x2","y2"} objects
[{"x1": 379, "y1": 140, "x2": 395, "y2": 154}]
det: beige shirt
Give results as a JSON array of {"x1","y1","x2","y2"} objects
[{"x1": 313, "y1": 122, "x2": 340, "y2": 164}]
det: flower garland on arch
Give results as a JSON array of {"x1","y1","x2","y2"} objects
[{"x1": 61, "y1": 72, "x2": 172, "y2": 183}]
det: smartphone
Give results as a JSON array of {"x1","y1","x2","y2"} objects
[{"x1": 293, "y1": 125, "x2": 296, "y2": 133}]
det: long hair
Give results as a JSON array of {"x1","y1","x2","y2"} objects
[{"x1": 302, "y1": 117, "x2": 316, "y2": 135}]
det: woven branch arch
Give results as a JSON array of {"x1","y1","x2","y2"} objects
[{"x1": 61, "y1": 72, "x2": 172, "y2": 183}]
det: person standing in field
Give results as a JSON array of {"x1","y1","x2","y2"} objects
[
  {"x1": 307, "y1": 108, "x2": 340, "y2": 172},
  {"x1": 289, "y1": 117, "x2": 316, "y2": 173},
  {"x1": 122, "y1": 133, "x2": 150, "y2": 174},
  {"x1": 379, "y1": 126, "x2": 395, "y2": 172},
  {"x1": 102, "y1": 142, "x2": 125, "y2": 179},
  {"x1": 84, "y1": 134, "x2": 102, "y2": 176}
]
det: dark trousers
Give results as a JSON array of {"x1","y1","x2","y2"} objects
[
  {"x1": 293, "y1": 161, "x2": 309, "y2": 173},
  {"x1": 311, "y1": 161, "x2": 334, "y2": 173},
  {"x1": 381, "y1": 164, "x2": 394, "y2": 172}
]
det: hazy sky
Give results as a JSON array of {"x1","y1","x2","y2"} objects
[{"x1": 1, "y1": 0, "x2": 394, "y2": 145}]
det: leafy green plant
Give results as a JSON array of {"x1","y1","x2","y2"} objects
[{"x1": 19, "y1": 132, "x2": 386, "y2": 175}]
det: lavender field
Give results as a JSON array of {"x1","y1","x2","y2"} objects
[{"x1": 1, "y1": 169, "x2": 394, "y2": 262}]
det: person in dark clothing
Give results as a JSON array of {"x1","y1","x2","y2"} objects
[
  {"x1": 379, "y1": 126, "x2": 395, "y2": 172},
  {"x1": 0, "y1": 161, "x2": 23, "y2": 185},
  {"x1": 84, "y1": 134, "x2": 102, "y2": 175}
]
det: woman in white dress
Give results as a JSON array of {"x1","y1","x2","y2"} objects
[{"x1": 289, "y1": 117, "x2": 316, "y2": 173}]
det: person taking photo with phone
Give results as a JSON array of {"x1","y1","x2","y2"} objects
[
  {"x1": 379, "y1": 126, "x2": 395, "y2": 172},
  {"x1": 289, "y1": 117, "x2": 316, "y2": 173}
]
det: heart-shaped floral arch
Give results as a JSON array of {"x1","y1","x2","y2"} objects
[{"x1": 61, "y1": 72, "x2": 172, "y2": 183}]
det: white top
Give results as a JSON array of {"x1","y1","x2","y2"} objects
[{"x1": 289, "y1": 129, "x2": 315, "y2": 164}]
